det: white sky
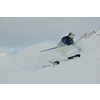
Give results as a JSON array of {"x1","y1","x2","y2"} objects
[{"x1": 0, "y1": 17, "x2": 100, "y2": 49}]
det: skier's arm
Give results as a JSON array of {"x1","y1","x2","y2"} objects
[{"x1": 72, "y1": 42, "x2": 82, "y2": 52}]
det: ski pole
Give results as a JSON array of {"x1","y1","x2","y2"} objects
[
  {"x1": 40, "y1": 47, "x2": 58, "y2": 53},
  {"x1": 40, "y1": 45, "x2": 66, "y2": 53}
]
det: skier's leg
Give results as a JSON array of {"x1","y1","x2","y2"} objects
[{"x1": 61, "y1": 46, "x2": 69, "y2": 57}]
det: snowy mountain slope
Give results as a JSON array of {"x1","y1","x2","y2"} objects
[{"x1": 0, "y1": 29, "x2": 100, "y2": 84}]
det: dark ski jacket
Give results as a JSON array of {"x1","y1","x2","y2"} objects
[{"x1": 61, "y1": 36, "x2": 74, "y2": 45}]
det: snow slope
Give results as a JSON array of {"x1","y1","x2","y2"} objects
[{"x1": 0, "y1": 29, "x2": 100, "y2": 84}]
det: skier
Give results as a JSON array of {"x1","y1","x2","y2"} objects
[
  {"x1": 57, "y1": 32, "x2": 81, "y2": 56},
  {"x1": 40, "y1": 32, "x2": 81, "y2": 66}
]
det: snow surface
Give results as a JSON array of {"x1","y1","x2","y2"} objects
[{"x1": 0, "y1": 29, "x2": 100, "y2": 84}]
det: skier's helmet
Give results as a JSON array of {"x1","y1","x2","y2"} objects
[{"x1": 68, "y1": 32, "x2": 75, "y2": 39}]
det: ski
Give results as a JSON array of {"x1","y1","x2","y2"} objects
[
  {"x1": 67, "y1": 54, "x2": 81, "y2": 59},
  {"x1": 42, "y1": 54, "x2": 81, "y2": 67},
  {"x1": 49, "y1": 61, "x2": 60, "y2": 65},
  {"x1": 50, "y1": 54, "x2": 81, "y2": 65},
  {"x1": 42, "y1": 61, "x2": 60, "y2": 68}
]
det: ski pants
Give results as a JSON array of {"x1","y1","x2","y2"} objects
[{"x1": 57, "y1": 41, "x2": 69, "y2": 57}]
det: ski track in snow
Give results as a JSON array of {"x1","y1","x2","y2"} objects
[{"x1": 0, "y1": 30, "x2": 100, "y2": 84}]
